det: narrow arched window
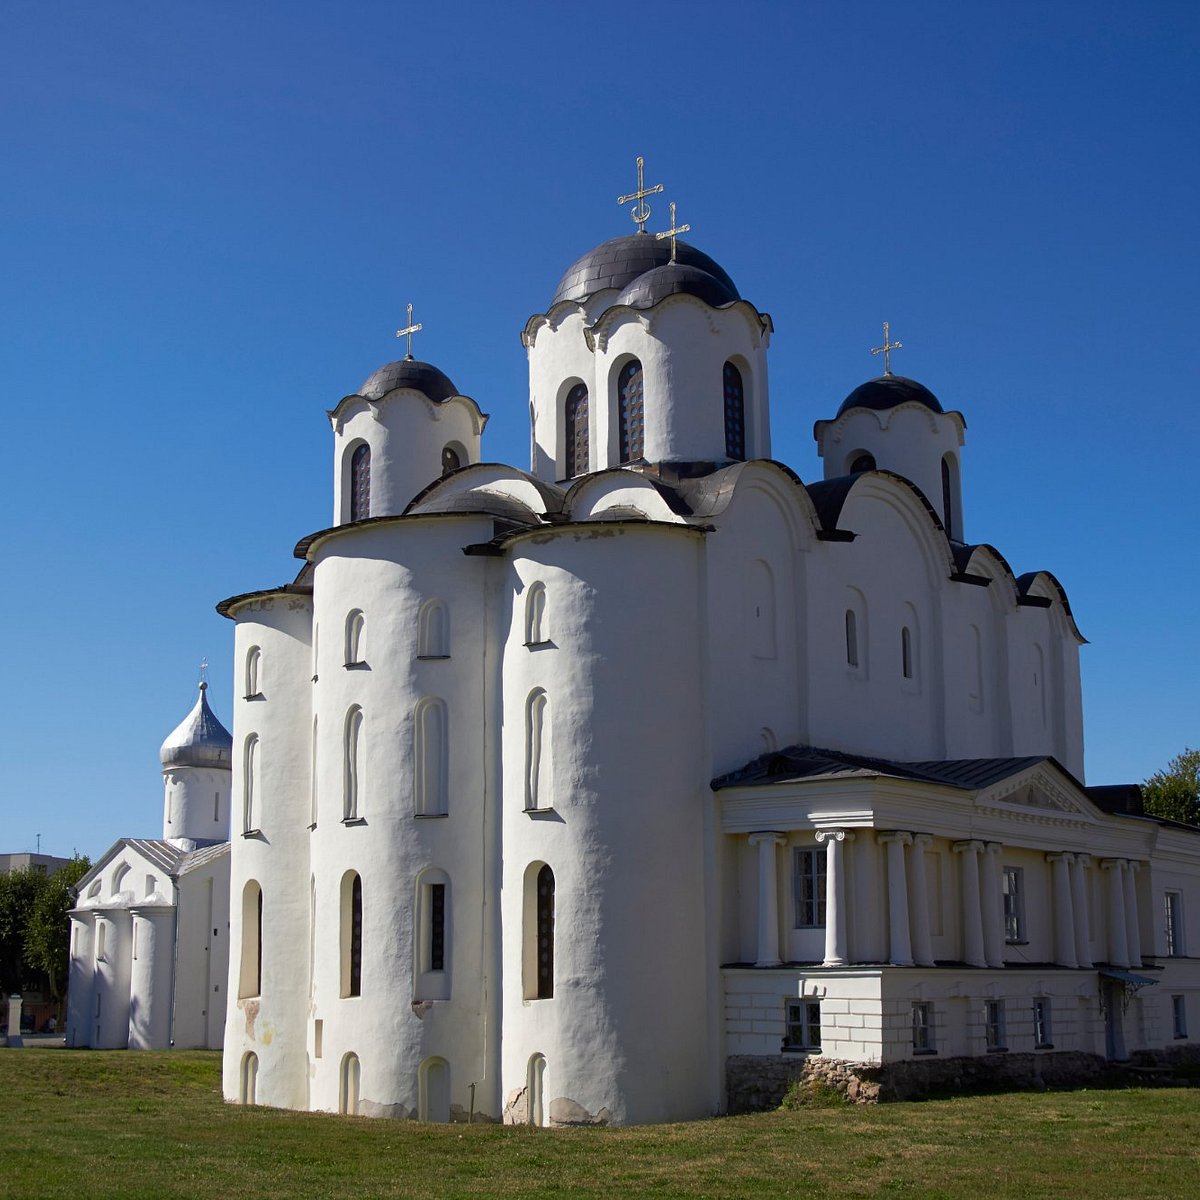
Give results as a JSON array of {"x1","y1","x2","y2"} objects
[
  {"x1": 344, "y1": 707, "x2": 363, "y2": 820},
  {"x1": 414, "y1": 869, "x2": 451, "y2": 1001},
  {"x1": 345, "y1": 610, "x2": 365, "y2": 666},
  {"x1": 845, "y1": 610, "x2": 859, "y2": 667},
  {"x1": 339, "y1": 1052, "x2": 360, "y2": 1115},
  {"x1": 415, "y1": 698, "x2": 448, "y2": 816},
  {"x1": 901, "y1": 626, "x2": 914, "y2": 679},
  {"x1": 850, "y1": 452, "x2": 876, "y2": 473},
  {"x1": 941, "y1": 455, "x2": 954, "y2": 539},
  {"x1": 243, "y1": 735, "x2": 259, "y2": 833},
  {"x1": 536, "y1": 865, "x2": 555, "y2": 999},
  {"x1": 723, "y1": 361, "x2": 746, "y2": 460},
  {"x1": 525, "y1": 581, "x2": 547, "y2": 646},
  {"x1": 310, "y1": 716, "x2": 319, "y2": 827},
  {"x1": 417, "y1": 599, "x2": 450, "y2": 658},
  {"x1": 525, "y1": 690, "x2": 548, "y2": 811},
  {"x1": 240, "y1": 1052, "x2": 258, "y2": 1105},
  {"x1": 239, "y1": 880, "x2": 262, "y2": 998},
  {"x1": 564, "y1": 383, "x2": 589, "y2": 477},
  {"x1": 617, "y1": 359, "x2": 644, "y2": 463},
  {"x1": 341, "y1": 871, "x2": 362, "y2": 997},
  {"x1": 245, "y1": 646, "x2": 262, "y2": 698},
  {"x1": 350, "y1": 443, "x2": 371, "y2": 521},
  {"x1": 418, "y1": 1057, "x2": 451, "y2": 1123},
  {"x1": 442, "y1": 444, "x2": 461, "y2": 476}
]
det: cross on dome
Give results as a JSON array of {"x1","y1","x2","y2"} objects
[
  {"x1": 396, "y1": 303, "x2": 423, "y2": 360},
  {"x1": 871, "y1": 321, "x2": 904, "y2": 376},
  {"x1": 617, "y1": 155, "x2": 664, "y2": 234},
  {"x1": 655, "y1": 201, "x2": 691, "y2": 263},
  {"x1": 198, "y1": 658, "x2": 209, "y2": 689}
]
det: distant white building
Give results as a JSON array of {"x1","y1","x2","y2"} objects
[
  {"x1": 218, "y1": 207, "x2": 1200, "y2": 1123},
  {"x1": 0, "y1": 852, "x2": 71, "y2": 876},
  {"x1": 66, "y1": 682, "x2": 231, "y2": 1050}
]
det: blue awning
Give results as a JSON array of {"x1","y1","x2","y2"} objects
[{"x1": 1099, "y1": 968, "x2": 1158, "y2": 989}]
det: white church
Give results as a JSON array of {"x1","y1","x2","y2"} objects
[
  {"x1": 215, "y1": 176, "x2": 1200, "y2": 1124},
  {"x1": 66, "y1": 682, "x2": 232, "y2": 1050}
]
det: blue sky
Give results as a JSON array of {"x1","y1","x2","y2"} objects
[{"x1": 2, "y1": 1, "x2": 1196, "y2": 859}]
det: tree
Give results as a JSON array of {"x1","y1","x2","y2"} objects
[
  {"x1": 0, "y1": 867, "x2": 45, "y2": 995},
  {"x1": 1142, "y1": 748, "x2": 1200, "y2": 827},
  {"x1": 25, "y1": 856, "x2": 91, "y2": 1020}
]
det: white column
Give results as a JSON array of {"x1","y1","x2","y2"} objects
[
  {"x1": 1124, "y1": 861, "x2": 1143, "y2": 968},
  {"x1": 980, "y1": 842, "x2": 1005, "y2": 969},
  {"x1": 1102, "y1": 859, "x2": 1130, "y2": 968},
  {"x1": 748, "y1": 832, "x2": 786, "y2": 967},
  {"x1": 815, "y1": 830, "x2": 853, "y2": 967},
  {"x1": 953, "y1": 840, "x2": 986, "y2": 968},
  {"x1": 877, "y1": 832, "x2": 913, "y2": 966},
  {"x1": 1046, "y1": 852, "x2": 1078, "y2": 968},
  {"x1": 908, "y1": 834, "x2": 935, "y2": 967},
  {"x1": 1070, "y1": 854, "x2": 1094, "y2": 968},
  {"x1": 5, "y1": 996, "x2": 22, "y2": 1048}
]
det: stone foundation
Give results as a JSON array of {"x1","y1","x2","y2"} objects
[{"x1": 727, "y1": 1050, "x2": 1119, "y2": 1109}]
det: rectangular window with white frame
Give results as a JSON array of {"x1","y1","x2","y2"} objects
[
  {"x1": 1173, "y1": 995, "x2": 1188, "y2": 1039},
  {"x1": 1164, "y1": 891, "x2": 1184, "y2": 956},
  {"x1": 985, "y1": 999, "x2": 1007, "y2": 1051},
  {"x1": 783, "y1": 998, "x2": 822, "y2": 1052},
  {"x1": 912, "y1": 1001, "x2": 935, "y2": 1054},
  {"x1": 1002, "y1": 866, "x2": 1025, "y2": 943},
  {"x1": 793, "y1": 847, "x2": 827, "y2": 928},
  {"x1": 1033, "y1": 996, "x2": 1053, "y2": 1048}
]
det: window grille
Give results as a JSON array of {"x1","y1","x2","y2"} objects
[
  {"x1": 430, "y1": 883, "x2": 445, "y2": 972},
  {"x1": 349, "y1": 875, "x2": 363, "y2": 996},
  {"x1": 350, "y1": 443, "x2": 371, "y2": 521},
  {"x1": 793, "y1": 848, "x2": 827, "y2": 928},
  {"x1": 565, "y1": 383, "x2": 589, "y2": 477},
  {"x1": 618, "y1": 360, "x2": 644, "y2": 463},
  {"x1": 536, "y1": 865, "x2": 555, "y2": 999},
  {"x1": 1002, "y1": 867, "x2": 1025, "y2": 942},
  {"x1": 723, "y1": 361, "x2": 745, "y2": 460}
]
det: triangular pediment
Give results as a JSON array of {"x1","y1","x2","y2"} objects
[{"x1": 976, "y1": 762, "x2": 1096, "y2": 823}]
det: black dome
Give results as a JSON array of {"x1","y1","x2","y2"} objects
[
  {"x1": 616, "y1": 262, "x2": 739, "y2": 310},
  {"x1": 551, "y1": 233, "x2": 739, "y2": 308},
  {"x1": 836, "y1": 375, "x2": 943, "y2": 417},
  {"x1": 358, "y1": 358, "x2": 459, "y2": 403}
]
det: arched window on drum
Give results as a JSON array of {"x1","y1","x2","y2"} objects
[
  {"x1": 723, "y1": 361, "x2": 746, "y2": 460},
  {"x1": 617, "y1": 360, "x2": 644, "y2": 464},
  {"x1": 564, "y1": 383, "x2": 589, "y2": 477},
  {"x1": 349, "y1": 443, "x2": 371, "y2": 521}
]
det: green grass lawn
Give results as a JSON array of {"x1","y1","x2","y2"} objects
[{"x1": 2, "y1": 1049, "x2": 1198, "y2": 1199}]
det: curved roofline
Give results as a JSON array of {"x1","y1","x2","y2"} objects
[
  {"x1": 469, "y1": 515, "x2": 710, "y2": 558},
  {"x1": 584, "y1": 295, "x2": 772, "y2": 350},
  {"x1": 292, "y1": 508, "x2": 519, "y2": 563},
  {"x1": 562, "y1": 466, "x2": 696, "y2": 520},
  {"x1": 327, "y1": 387, "x2": 489, "y2": 434},
  {"x1": 216, "y1": 577, "x2": 314, "y2": 620},
  {"x1": 403, "y1": 462, "x2": 566, "y2": 518},
  {"x1": 814, "y1": 401, "x2": 966, "y2": 440},
  {"x1": 1016, "y1": 570, "x2": 1086, "y2": 642}
]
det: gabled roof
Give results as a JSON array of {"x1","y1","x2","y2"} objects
[
  {"x1": 712, "y1": 744, "x2": 1050, "y2": 791},
  {"x1": 74, "y1": 837, "x2": 229, "y2": 899}
]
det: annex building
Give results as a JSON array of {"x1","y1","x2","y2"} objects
[
  {"x1": 66, "y1": 682, "x2": 232, "y2": 1051},
  {"x1": 217, "y1": 180, "x2": 1200, "y2": 1124}
]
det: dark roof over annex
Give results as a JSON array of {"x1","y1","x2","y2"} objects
[{"x1": 356, "y1": 358, "x2": 459, "y2": 403}]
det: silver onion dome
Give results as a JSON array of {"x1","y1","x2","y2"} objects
[{"x1": 159, "y1": 681, "x2": 233, "y2": 770}]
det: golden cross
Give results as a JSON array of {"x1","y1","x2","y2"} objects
[
  {"x1": 655, "y1": 201, "x2": 690, "y2": 263},
  {"x1": 395, "y1": 303, "x2": 423, "y2": 359},
  {"x1": 617, "y1": 155, "x2": 664, "y2": 233},
  {"x1": 871, "y1": 321, "x2": 904, "y2": 376}
]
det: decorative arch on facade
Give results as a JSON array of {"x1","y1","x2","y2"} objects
[
  {"x1": 563, "y1": 381, "x2": 589, "y2": 477},
  {"x1": 344, "y1": 609, "x2": 365, "y2": 666},
  {"x1": 339, "y1": 1052, "x2": 360, "y2": 1115},
  {"x1": 848, "y1": 450, "x2": 877, "y2": 474},
  {"x1": 616, "y1": 358, "x2": 644, "y2": 463},
  {"x1": 414, "y1": 698, "x2": 449, "y2": 816},
  {"x1": 245, "y1": 645, "x2": 262, "y2": 698},
  {"x1": 522, "y1": 861, "x2": 555, "y2": 1000},
  {"x1": 340, "y1": 870, "x2": 363, "y2": 997},
  {"x1": 901, "y1": 601, "x2": 921, "y2": 687},
  {"x1": 723, "y1": 360, "x2": 746, "y2": 461},
  {"x1": 417, "y1": 598, "x2": 450, "y2": 658},
  {"x1": 349, "y1": 441, "x2": 371, "y2": 521},
  {"x1": 343, "y1": 706, "x2": 364, "y2": 820},
  {"x1": 524, "y1": 689, "x2": 549, "y2": 811},
  {"x1": 111, "y1": 861, "x2": 130, "y2": 894},
  {"x1": 310, "y1": 716, "x2": 318, "y2": 827},
  {"x1": 968, "y1": 623, "x2": 984, "y2": 713},
  {"x1": 239, "y1": 880, "x2": 262, "y2": 999},
  {"x1": 413, "y1": 867, "x2": 450, "y2": 1001},
  {"x1": 524, "y1": 581, "x2": 547, "y2": 646},
  {"x1": 418, "y1": 1056, "x2": 451, "y2": 1123},
  {"x1": 746, "y1": 559, "x2": 776, "y2": 659},
  {"x1": 441, "y1": 443, "x2": 463, "y2": 476},
  {"x1": 243, "y1": 734, "x2": 259, "y2": 832}
]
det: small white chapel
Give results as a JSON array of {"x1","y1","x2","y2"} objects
[
  {"x1": 66, "y1": 681, "x2": 232, "y2": 1050},
  {"x1": 216, "y1": 164, "x2": 1200, "y2": 1124}
]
